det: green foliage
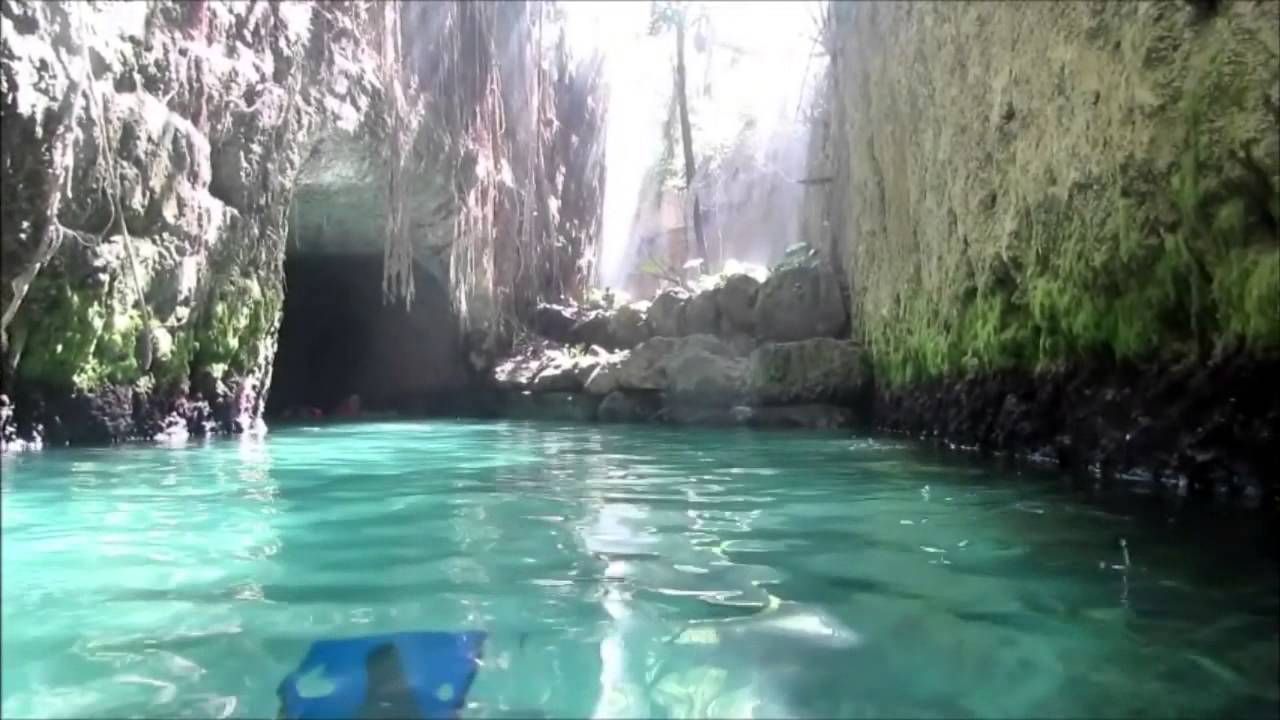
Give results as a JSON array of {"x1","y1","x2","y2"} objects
[
  {"x1": 14, "y1": 268, "x2": 145, "y2": 390},
  {"x1": 192, "y1": 275, "x2": 277, "y2": 376},
  {"x1": 869, "y1": 76, "x2": 1280, "y2": 386}
]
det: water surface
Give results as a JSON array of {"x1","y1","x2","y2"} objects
[{"x1": 2, "y1": 420, "x2": 1277, "y2": 718}]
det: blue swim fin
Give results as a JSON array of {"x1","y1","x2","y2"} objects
[{"x1": 278, "y1": 631, "x2": 487, "y2": 719}]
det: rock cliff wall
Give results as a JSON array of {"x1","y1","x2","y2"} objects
[
  {"x1": 810, "y1": 1, "x2": 1280, "y2": 497},
  {"x1": 0, "y1": 0, "x2": 605, "y2": 446}
]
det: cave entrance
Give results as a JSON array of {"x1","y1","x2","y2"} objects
[{"x1": 265, "y1": 253, "x2": 470, "y2": 419}]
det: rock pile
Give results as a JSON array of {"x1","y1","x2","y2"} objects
[{"x1": 490, "y1": 251, "x2": 871, "y2": 428}]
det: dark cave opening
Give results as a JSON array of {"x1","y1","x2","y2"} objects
[{"x1": 265, "y1": 253, "x2": 475, "y2": 419}]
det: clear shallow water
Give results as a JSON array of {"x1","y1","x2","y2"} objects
[{"x1": 2, "y1": 420, "x2": 1277, "y2": 719}]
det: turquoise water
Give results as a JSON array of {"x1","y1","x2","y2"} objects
[{"x1": 2, "y1": 420, "x2": 1277, "y2": 719}]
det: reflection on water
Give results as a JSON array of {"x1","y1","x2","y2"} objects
[{"x1": 2, "y1": 420, "x2": 1277, "y2": 719}]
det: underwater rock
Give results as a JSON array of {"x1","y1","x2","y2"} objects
[
  {"x1": 741, "y1": 404, "x2": 855, "y2": 429},
  {"x1": 503, "y1": 391, "x2": 600, "y2": 423},
  {"x1": 597, "y1": 390, "x2": 662, "y2": 423},
  {"x1": 748, "y1": 339, "x2": 870, "y2": 406},
  {"x1": 753, "y1": 263, "x2": 847, "y2": 342}
]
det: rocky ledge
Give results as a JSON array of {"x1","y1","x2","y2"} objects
[{"x1": 490, "y1": 250, "x2": 872, "y2": 430}]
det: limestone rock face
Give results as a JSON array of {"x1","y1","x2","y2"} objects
[
  {"x1": 811, "y1": 2, "x2": 1280, "y2": 382},
  {"x1": 748, "y1": 338, "x2": 869, "y2": 405},
  {"x1": 753, "y1": 263, "x2": 847, "y2": 342},
  {"x1": 0, "y1": 0, "x2": 382, "y2": 439}
]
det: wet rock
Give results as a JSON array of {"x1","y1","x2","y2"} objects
[
  {"x1": 649, "y1": 288, "x2": 690, "y2": 338},
  {"x1": 874, "y1": 351, "x2": 1280, "y2": 505},
  {"x1": 598, "y1": 390, "x2": 662, "y2": 423},
  {"x1": 662, "y1": 403, "x2": 742, "y2": 425},
  {"x1": 716, "y1": 273, "x2": 761, "y2": 335},
  {"x1": 608, "y1": 302, "x2": 651, "y2": 349},
  {"x1": 748, "y1": 338, "x2": 870, "y2": 405},
  {"x1": 753, "y1": 263, "x2": 848, "y2": 342}
]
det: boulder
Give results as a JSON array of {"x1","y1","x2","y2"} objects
[
  {"x1": 753, "y1": 264, "x2": 847, "y2": 342},
  {"x1": 532, "y1": 303, "x2": 579, "y2": 343},
  {"x1": 614, "y1": 334, "x2": 738, "y2": 392},
  {"x1": 598, "y1": 391, "x2": 662, "y2": 423},
  {"x1": 493, "y1": 355, "x2": 547, "y2": 389},
  {"x1": 683, "y1": 288, "x2": 720, "y2": 336},
  {"x1": 614, "y1": 337, "x2": 680, "y2": 390},
  {"x1": 747, "y1": 338, "x2": 870, "y2": 405},
  {"x1": 531, "y1": 357, "x2": 583, "y2": 392},
  {"x1": 716, "y1": 273, "x2": 761, "y2": 335},
  {"x1": 584, "y1": 359, "x2": 622, "y2": 395},
  {"x1": 569, "y1": 312, "x2": 615, "y2": 349},
  {"x1": 649, "y1": 288, "x2": 689, "y2": 337},
  {"x1": 608, "y1": 302, "x2": 651, "y2": 349},
  {"x1": 666, "y1": 344, "x2": 748, "y2": 405}
]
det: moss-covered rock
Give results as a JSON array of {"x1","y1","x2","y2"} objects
[{"x1": 818, "y1": 1, "x2": 1280, "y2": 386}]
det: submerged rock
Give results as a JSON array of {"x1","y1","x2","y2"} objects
[
  {"x1": 753, "y1": 263, "x2": 847, "y2": 342},
  {"x1": 737, "y1": 404, "x2": 855, "y2": 429},
  {"x1": 748, "y1": 339, "x2": 870, "y2": 405},
  {"x1": 598, "y1": 390, "x2": 663, "y2": 423},
  {"x1": 504, "y1": 392, "x2": 600, "y2": 423}
]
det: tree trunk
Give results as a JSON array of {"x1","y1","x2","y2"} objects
[{"x1": 674, "y1": 18, "x2": 708, "y2": 272}]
